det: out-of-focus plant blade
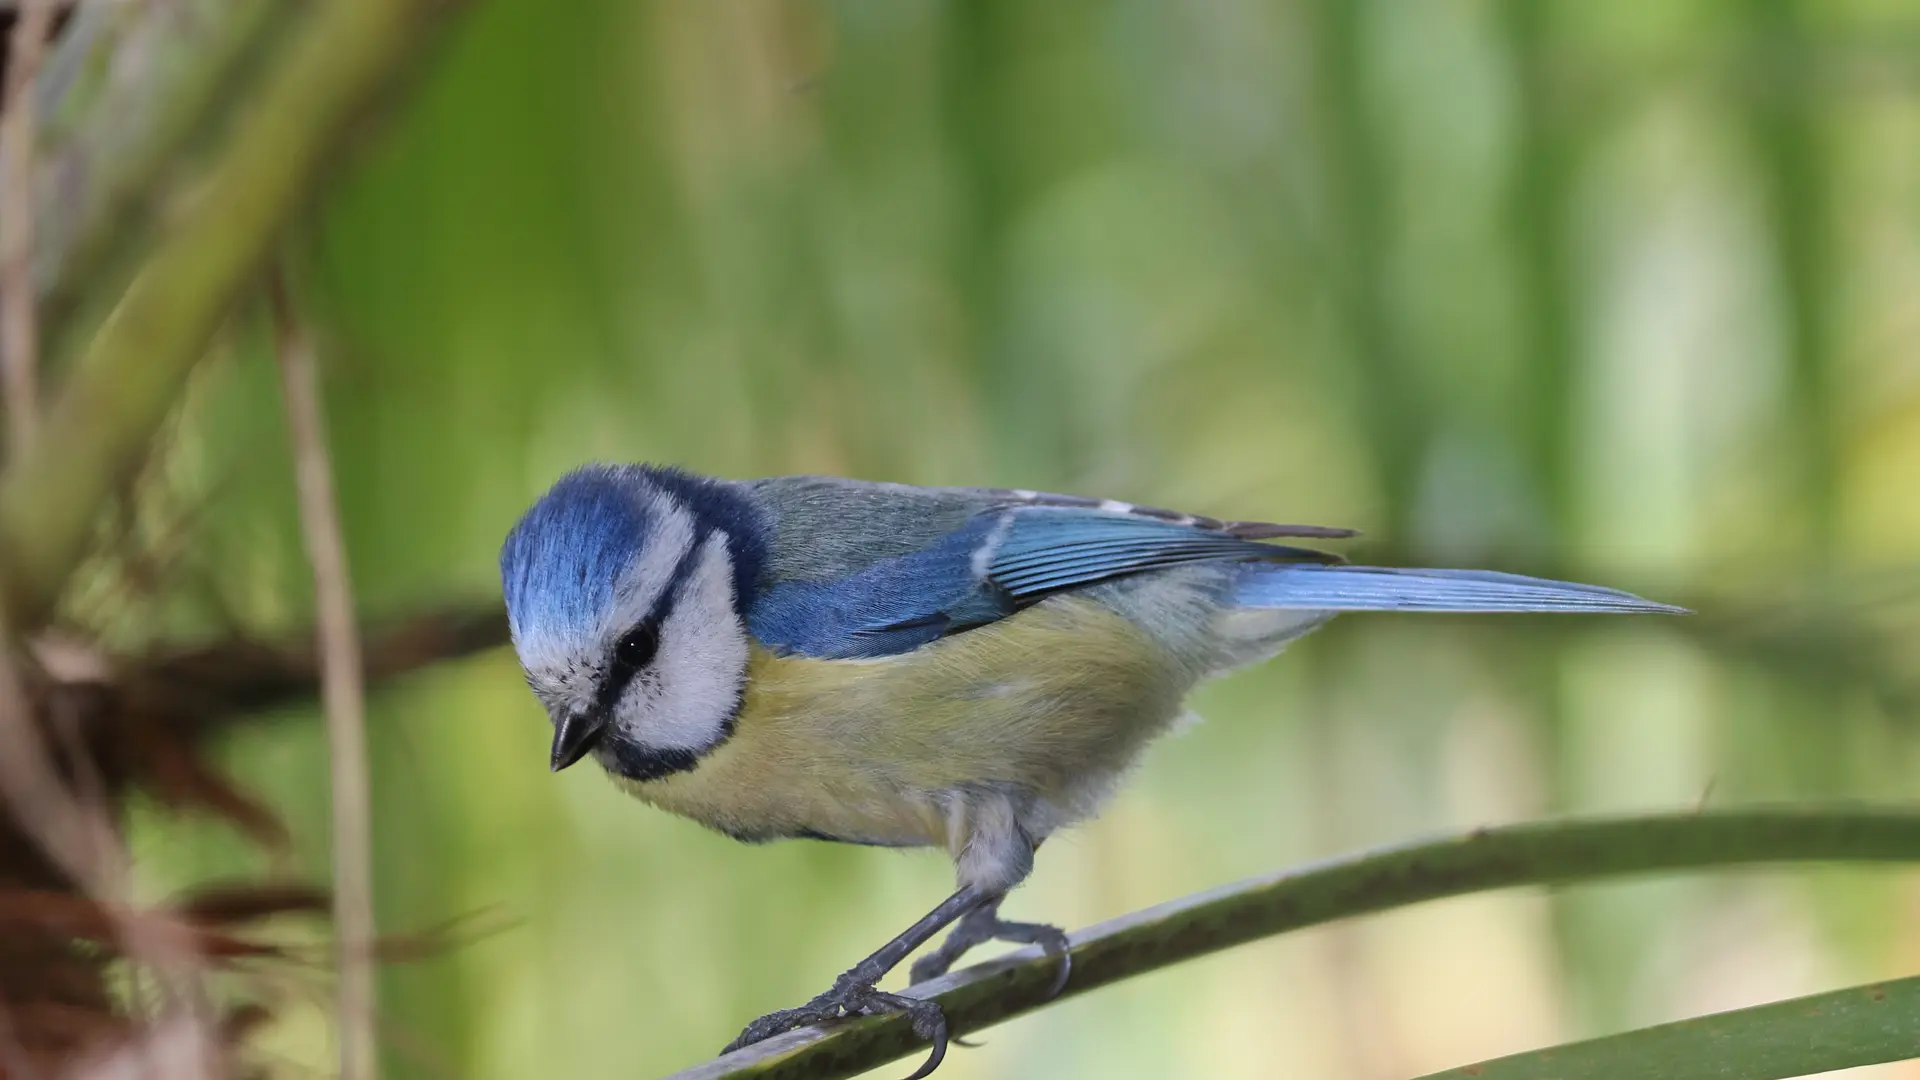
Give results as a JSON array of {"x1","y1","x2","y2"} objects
[
  {"x1": 1414, "y1": 975, "x2": 1920, "y2": 1080},
  {"x1": 1322, "y1": 552, "x2": 1920, "y2": 719},
  {"x1": 1677, "y1": 579, "x2": 1920, "y2": 717},
  {"x1": 1743, "y1": 0, "x2": 1838, "y2": 555},
  {"x1": 1499, "y1": 0, "x2": 1578, "y2": 545},
  {"x1": 34, "y1": 0, "x2": 293, "y2": 349},
  {"x1": 1306, "y1": 0, "x2": 1421, "y2": 541},
  {"x1": 1491, "y1": 574, "x2": 1920, "y2": 719},
  {"x1": 0, "y1": 0, "x2": 472, "y2": 633}
]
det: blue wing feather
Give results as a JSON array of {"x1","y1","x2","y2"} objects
[
  {"x1": 987, "y1": 509, "x2": 1333, "y2": 598},
  {"x1": 747, "y1": 501, "x2": 1335, "y2": 659},
  {"x1": 746, "y1": 514, "x2": 1012, "y2": 659}
]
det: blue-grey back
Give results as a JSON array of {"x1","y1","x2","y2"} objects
[{"x1": 742, "y1": 476, "x2": 1009, "y2": 585}]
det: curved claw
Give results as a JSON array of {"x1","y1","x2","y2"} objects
[
  {"x1": 1031, "y1": 925, "x2": 1072, "y2": 999},
  {"x1": 898, "y1": 1001, "x2": 948, "y2": 1080}
]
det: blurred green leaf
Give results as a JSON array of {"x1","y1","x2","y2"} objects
[
  {"x1": 1414, "y1": 975, "x2": 1920, "y2": 1080},
  {"x1": 0, "y1": 0, "x2": 472, "y2": 633}
]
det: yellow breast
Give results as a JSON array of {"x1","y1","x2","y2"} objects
[{"x1": 618, "y1": 595, "x2": 1191, "y2": 852}]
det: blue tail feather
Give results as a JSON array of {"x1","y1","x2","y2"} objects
[{"x1": 1233, "y1": 564, "x2": 1687, "y2": 615}]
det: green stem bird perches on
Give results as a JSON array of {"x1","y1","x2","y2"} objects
[{"x1": 669, "y1": 807, "x2": 1920, "y2": 1080}]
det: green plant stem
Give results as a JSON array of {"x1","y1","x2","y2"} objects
[
  {"x1": 666, "y1": 806, "x2": 1920, "y2": 1080},
  {"x1": 33, "y1": 0, "x2": 291, "y2": 349},
  {"x1": 1309, "y1": 0, "x2": 1421, "y2": 542},
  {"x1": 271, "y1": 275, "x2": 377, "y2": 1080},
  {"x1": 0, "y1": 0, "x2": 470, "y2": 633},
  {"x1": 1745, "y1": 0, "x2": 1836, "y2": 558},
  {"x1": 1415, "y1": 975, "x2": 1920, "y2": 1080}
]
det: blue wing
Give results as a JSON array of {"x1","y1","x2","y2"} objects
[
  {"x1": 746, "y1": 501, "x2": 1336, "y2": 660},
  {"x1": 986, "y1": 509, "x2": 1336, "y2": 599}
]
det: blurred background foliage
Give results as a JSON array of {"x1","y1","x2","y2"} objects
[{"x1": 105, "y1": 0, "x2": 1920, "y2": 1076}]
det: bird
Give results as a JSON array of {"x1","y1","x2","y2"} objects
[{"x1": 498, "y1": 463, "x2": 1684, "y2": 1076}]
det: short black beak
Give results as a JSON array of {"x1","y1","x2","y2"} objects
[{"x1": 550, "y1": 711, "x2": 606, "y2": 772}]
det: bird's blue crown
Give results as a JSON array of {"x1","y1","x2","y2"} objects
[{"x1": 500, "y1": 464, "x2": 766, "y2": 645}]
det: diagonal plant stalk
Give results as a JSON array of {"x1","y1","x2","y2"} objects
[
  {"x1": 271, "y1": 275, "x2": 377, "y2": 1080},
  {"x1": 32, "y1": 0, "x2": 293, "y2": 351},
  {"x1": 1414, "y1": 974, "x2": 1920, "y2": 1080},
  {"x1": 0, "y1": 0, "x2": 475, "y2": 1068},
  {"x1": 0, "y1": 0, "x2": 472, "y2": 635},
  {"x1": 2, "y1": 0, "x2": 56, "y2": 453},
  {"x1": 665, "y1": 806, "x2": 1920, "y2": 1080}
]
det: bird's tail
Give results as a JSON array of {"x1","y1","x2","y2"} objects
[{"x1": 1232, "y1": 564, "x2": 1688, "y2": 615}]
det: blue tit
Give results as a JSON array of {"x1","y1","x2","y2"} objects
[{"x1": 498, "y1": 464, "x2": 1682, "y2": 1073}]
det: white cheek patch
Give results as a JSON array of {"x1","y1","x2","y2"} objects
[{"x1": 615, "y1": 532, "x2": 748, "y2": 752}]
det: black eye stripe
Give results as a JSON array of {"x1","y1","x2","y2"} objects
[
  {"x1": 592, "y1": 545, "x2": 701, "y2": 714},
  {"x1": 614, "y1": 623, "x2": 660, "y2": 669},
  {"x1": 595, "y1": 608, "x2": 665, "y2": 714}
]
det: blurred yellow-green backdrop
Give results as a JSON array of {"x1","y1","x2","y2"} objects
[{"x1": 129, "y1": 0, "x2": 1920, "y2": 1076}]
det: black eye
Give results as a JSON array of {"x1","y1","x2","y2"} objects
[{"x1": 614, "y1": 624, "x2": 660, "y2": 670}]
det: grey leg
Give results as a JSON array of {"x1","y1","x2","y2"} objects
[
  {"x1": 723, "y1": 885, "x2": 994, "y2": 1079},
  {"x1": 908, "y1": 893, "x2": 1071, "y2": 997}
]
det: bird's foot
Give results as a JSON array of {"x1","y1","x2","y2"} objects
[
  {"x1": 723, "y1": 971, "x2": 951, "y2": 1080},
  {"x1": 909, "y1": 901, "x2": 1072, "y2": 997}
]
